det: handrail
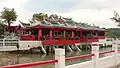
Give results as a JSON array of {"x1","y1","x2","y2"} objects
[
  {"x1": 1, "y1": 50, "x2": 117, "y2": 68},
  {"x1": 0, "y1": 59, "x2": 58, "y2": 68},
  {"x1": 1, "y1": 54, "x2": 94, "y2": 68},
  {"x1": 118, "y1": 50, "x2": 120, "y2": 52},
  {"x1": 65, "y1": 54, "x2": 94, "y2": 61},
  {"x1": 99, "y1": 50, "x2": 115, "y2": 55}
]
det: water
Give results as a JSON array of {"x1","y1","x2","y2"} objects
[{"x1": 0, "y1": 47, "x2": 112, "y2": 68}]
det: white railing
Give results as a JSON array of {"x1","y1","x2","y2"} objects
[
  {"x1": 0, "y1": 39, "x2": 19, "y2": 51},
  {"x1": 2, "y1": 41, "x2": 120, "y2": 68},
  {"x1": 59, "y1": 41, "x2": 120, "y2": 68},
  {"x1": 65, "y1": 42, "x2": 120, "y2": 68}
]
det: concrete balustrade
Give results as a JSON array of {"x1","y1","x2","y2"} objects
[
  {"x1": 56, "y1": 42, "x2": 120, "y2": 68},
  {"x1": 1, "y1": 41, "x2": 120, "y2": 68},
  {"x1": 0, "y1": 39, "x2": 19, "y2": 51},
  {"x1": 55, "y1": 48, "x2": 65, "y2": 68}
]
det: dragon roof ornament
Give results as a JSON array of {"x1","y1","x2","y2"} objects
[{"x1": 19, "y1": 13, "x2": 104, "y2": 31}]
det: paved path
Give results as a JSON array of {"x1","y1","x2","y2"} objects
[{"x1": 110, "y1": 64, "x2": 120, "y2": 68}]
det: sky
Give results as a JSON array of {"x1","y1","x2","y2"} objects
[{"x1": 0, "y1": 0, "x2": 120, "y2": 28}]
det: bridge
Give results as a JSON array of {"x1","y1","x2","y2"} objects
[{"x1": 1, "y1": 40, "x2": 120, "y2": 68}]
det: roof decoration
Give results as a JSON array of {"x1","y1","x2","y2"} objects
[
  {"x1": 19, "y1": 13, "x2": 104, "y2": 31},
  {"x1": 19, "y1": 21, "x2": 30, "y2": 27}
]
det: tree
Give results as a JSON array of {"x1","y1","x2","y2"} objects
[
  {"x1": 0, "y1": 7, "x2": 18, "y2": 26},
  {"x1": 111, "y1": 11, "x2": 120, "y2": 26},
  {"x1": 0, "y1": 22, "x2": 5, "y2": 38}
]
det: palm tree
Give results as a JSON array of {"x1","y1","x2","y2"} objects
[{"x1": 0, "y1": 7, "x2": 18, "y2": 26}]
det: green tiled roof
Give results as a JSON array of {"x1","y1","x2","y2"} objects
[
  {"x1": 66, "y1": 19, "x2": 75, "y2": 25},
  {"x1": 41, "y1": 22, "x2": 48, "y2": 26},
  {"x1": 93, "y1": 27, "x2": 105, "y2": 31},
  {"x1": 22, "y1": 21, "x2": 105, "y2": 31},
  {"x1": 21, "y1": 23, "x2": 30, "y2": 27},
  {"x1": 77, "y1": 23, "x2": 105, "y2": 31},
  {"x1": 51, "y1": 23, "x2": 60, "y2": 26},
  {"x1": 80, "y1": 25, "x2": 92, "y2": 30}
]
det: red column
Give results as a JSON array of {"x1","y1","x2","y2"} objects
[
  {"x1": 64, "y1": 30, "x2": 66, "y2": 38},
  {"x1": 38, "y1": 29, "x2": 42, "y2": 40},
  {"x1": 72, "y1": 31, "x2": 74, "y2": 39},
  {"x1": 50, "y1": 30, "x2": 52, "y2": 40},
  {"x1": 80, "y1": 29, "x2": 82, "y2": 38},
  {"x1": 91, "y1": 31, "x2": 93, "y2": 39},
  {"x1": 96, "y1": 31, "x2": 98, "y2": 39},
  {"x1": 104, "y1": 31, "x2": 106, "y2": 38},
  {"x1": 21, "y1": 30, "x2": 23, "y2": 35}
]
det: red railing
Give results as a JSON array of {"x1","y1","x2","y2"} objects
[
  {"x1": 0, "y1": 54, "x2": 94, "y2": 68},
  {"x1": 1, "y1": 50, "x2": 116, "y2": 68},
  {"x1": 0, "y1": 60, "x2": 58, "y2": 68},
  {"x1": 21, "y1": 35, "x2": 36, "y2": 40},
  {"x1": 118, "y1": 50, "x2": 120, "y2": 52},
  {"x1": 99, "y1": 50, "x2": 115, "y2": 55},
  {"x1": 42, "y1": 40, "x2": 80, "y2": 45},
  {"x1": 65, "y1": 54, "x2": 94, "y2": 60}
]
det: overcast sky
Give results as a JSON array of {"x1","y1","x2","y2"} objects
[{"x1": 0, "y1": 0, "x2": 120, "y2": 28}]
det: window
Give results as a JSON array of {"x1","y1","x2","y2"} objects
[{"x1": 98, "y1": 31, "x2": 104, "y2": 36}]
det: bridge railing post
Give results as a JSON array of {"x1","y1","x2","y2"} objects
[
  {"x1": 55, "y1": 48, "x2": 65, "y2": 68},
  {"x1": 112, "y1": 41, "x2": 118, "y2": 66},
  {"x1": 3, "y1": 38, "x2": 5, "y2": 47},
  {"x1": 92, "y1": 44, "x2": 99, "y2": 68}
]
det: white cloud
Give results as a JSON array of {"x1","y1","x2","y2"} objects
[
  {"x1": 0, "y1": 0, "x2": 30, "y2": 25},
  {"x1": 5, "y1": 0, "x2": 31, "y2": 25},
  {"x1": 0, "y1": 0, "x2": 119, "y2": 28},
  {"x1": 59, "y1": 8, "x2": 118, "y2": 28},
  {"x1": 5, "y1": 0, "x2": 28, "y2": 9}
]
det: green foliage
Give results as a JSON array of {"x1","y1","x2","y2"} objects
[
  {"x1": 0, "y1": 7, "x2": 18, "y2": 26},
  {"x1": 0, "y1": 23, "x2": 5, "y2": 38},
  {"x1": 106, "y1": 28, "x2": 120, "y2": 38},
  {"x1": 111, "y1": 11, "x2": 120, "y2": 27},
  {"x1": 109, "y1": 11, "x2": 120, "y2": 38},
  {"x1": 32, "y1": 13, "x2": 48, "y2": 21}
]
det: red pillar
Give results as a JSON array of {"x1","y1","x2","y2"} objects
[
  {"x1": 96, "y1": 31, "x2": 98, "y2": 39},
  {"x1": 104, "y1": 31, "x2": 106, "y2": 38},
  {"x1": 21, "y1": 30, "x2": 23, "y2": 35},
  {"x1": 91, "y1": 31, "x2": 93, "y2": 39},
  {"x1": 38, "y1": 29, "x2": 42, "y2": 40},
  {"x1": 50, "y1": 30, "x2": 52, "y2": 40},
  {"x1": 72, "y1": 31, "x2": 74, "y2": 39},
  {"x1": 80, "y1": 29, "x2": 82, "y2": 39},
  {"x1": 64, "y1": 30, "x2": 66, "y2": 38}
]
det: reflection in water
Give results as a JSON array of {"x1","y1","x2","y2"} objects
[{"x1": 0, "y1": 47, "x2": 112, "y2": 68}]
